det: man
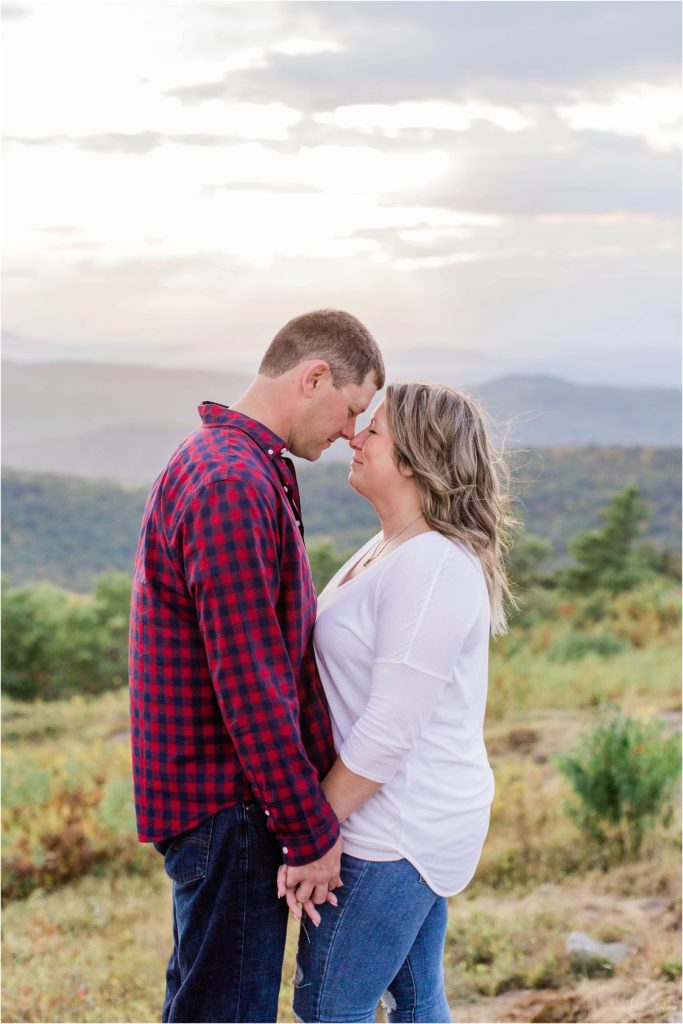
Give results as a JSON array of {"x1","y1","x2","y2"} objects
[{"x1": 129, "y1": 309, "x2": 384, "y2": 1023}]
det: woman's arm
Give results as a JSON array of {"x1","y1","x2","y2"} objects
[{"x1": 322, "y1": 758, "x2": 383, "y2": 822}]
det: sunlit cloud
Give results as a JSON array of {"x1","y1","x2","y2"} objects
[
  {"x1": 314, "y1": 100, "x2": 531, "y2": 137},
  {"x1": 1, "y1": 1, "x2": 679, "y2": 382},
  {"x1": 168, "y1": 38, "x2": 342, "y2": 103},
  {"x1": 394, "y1": 249, "x2": 524, "y2": 271},
  {"x1": 6, "y1": 99, "x2": 304, "y2": 148},
  {"x1": 557, "y1": 83, "x2": 681, "y2": 152},
  {"x1": 271, "y1": 37, "x2": 342, "y2": 57}
]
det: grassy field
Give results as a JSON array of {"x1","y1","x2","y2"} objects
[{"x1": 2, "y1": 581, "x2": 681, "y2": 1023}]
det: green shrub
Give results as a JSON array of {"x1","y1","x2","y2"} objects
[
  {"x1": 1, "y1": 573, "x2": 131, "y2": 701},
  {"x1": 548, "y1": 632, "x2": 628, "y2": 662},
  {"x1": 660, "y1": 957, "x2": 682, "y2": 981},
  {"x1": 557, "y1": 711, "x2": 681, "y2": 861}
]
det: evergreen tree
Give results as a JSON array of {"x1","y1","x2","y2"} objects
[{"x1": 562, "y1": 486, "x2": 652, "y2": 594}]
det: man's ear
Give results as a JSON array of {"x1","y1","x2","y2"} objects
[{"x1": 301, "y1": 361, "x2": 331, "y2": 397}]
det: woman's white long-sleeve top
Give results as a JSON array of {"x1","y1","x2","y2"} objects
[{"x1": 314, "y1": 530, "x2": 495, "y2": 897}]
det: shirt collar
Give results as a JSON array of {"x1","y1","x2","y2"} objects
[{"x1": 198, "y1": 401, "x2": 290, "y2": 461}]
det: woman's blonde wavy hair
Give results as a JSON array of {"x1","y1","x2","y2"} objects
[{"x1": 385, "y1": 381, "x2": 515, "y2": 637}]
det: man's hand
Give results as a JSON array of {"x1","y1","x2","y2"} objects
[{"x1": 276, "y1": 834, "x2": 343, "y2": 925}]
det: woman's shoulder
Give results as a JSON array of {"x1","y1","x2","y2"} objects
[{"x1": 383, "y1": 530, "x2": 485, "y2": 584}]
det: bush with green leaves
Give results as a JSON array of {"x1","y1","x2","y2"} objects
[
  {"x1": 557, "y1": 711, "x2": 681, "y2": 860},
  {"x1": 548, "y1": 631, "x2": 627, "y2": 662},
  {"x1": 1, "y1": 573, "x2": 131, "y2": 701}
]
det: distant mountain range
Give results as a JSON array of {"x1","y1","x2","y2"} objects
[
  {"x1": 3, "y1": 327, "x2": 681, "y2": 389},
  {"x1": 2, "y1": 360, "x2": 680, "y2": 483}
]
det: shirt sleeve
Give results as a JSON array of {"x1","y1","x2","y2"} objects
[
  {"x1": 340, "y1": 542, "x2": 486, "y2": 783},
  {"x1": 179, "y1": 478, "x2": 339, "y2": 866}
]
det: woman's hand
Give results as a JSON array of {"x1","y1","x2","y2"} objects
[{"x1": 277, "y1": 863, "x2": 339, "y2": 926}]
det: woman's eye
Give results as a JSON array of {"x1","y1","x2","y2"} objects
[{"x1": 367, "y1": 428, "x2": 377, "y2": 435}]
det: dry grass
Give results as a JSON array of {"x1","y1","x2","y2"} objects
[
  {"x1": 3, "y1": 846, "x2": 679, "y2": 1023},
  {"x1": 2, "y1": 581, "x2": 680, "y2": 1023}
]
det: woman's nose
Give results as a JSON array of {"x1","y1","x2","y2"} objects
[{"x1": 349, "y1": 428, "x2": 367, "y2": 451}]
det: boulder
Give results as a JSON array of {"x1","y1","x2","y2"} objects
[{"x1": 565, "y1": 930, "x2": 632, "y2": 966}]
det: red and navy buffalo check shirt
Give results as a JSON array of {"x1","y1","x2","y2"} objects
[{"x1": 129, "y1": 402, "x2": 340, "y2": 865}]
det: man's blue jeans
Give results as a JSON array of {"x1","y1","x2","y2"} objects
[
  {"x1": 154, "y1": 801, "x2": 288, "y2": 1023},
  {"x1": 293, "y1": 854, "x2": 451, "y2": 1023}
]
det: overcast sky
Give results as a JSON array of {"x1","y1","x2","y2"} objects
[{"x1": 2, "y1": 1, "x2": 681, "y2": 383}]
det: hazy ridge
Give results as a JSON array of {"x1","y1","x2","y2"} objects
[{"x1": 2, "y1": 360, "x2": 681, "y2": 484}]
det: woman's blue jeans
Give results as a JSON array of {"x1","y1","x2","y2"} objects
[
  {"x1": 154, "y1": 801, "x2": 288, "y2": 1023},
  {"x1": 293, "y1": 853, "x2": 451, "y2": 1023}
]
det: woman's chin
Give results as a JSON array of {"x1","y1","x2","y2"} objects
[
  {"x1": 348, "y1": 475, "x2": 373, "y2": 506},
  {"x1": 347, "y1": 471, "x2": 362, "y2": 494}
]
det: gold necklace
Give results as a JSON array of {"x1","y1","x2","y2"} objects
[{"x1": 363, "y1": 513, "x2": 424, "y2": 567}]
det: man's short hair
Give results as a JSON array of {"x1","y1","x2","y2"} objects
[{"x1": 259, "y1": 309, "x2": 385, "y2": 390}]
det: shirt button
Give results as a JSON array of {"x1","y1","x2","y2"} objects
[
  {"x1": 282, "y1": 846, "x2": 288, "y2": 854},
  {"x1": 265, "y1": 810, "x2": 270, "y2": 816},
  {"x1": 283, "y1": 486, "x2": 289, "y2": 493},
  {"x1": 267, "y1": 448, "x2": 274, "y2": 456},
  {"x1": 295, "y1": 520, "x2": 301, "y2": 526},
  {"x1": 281, "y1": 447, "x2": 289, "y2": 455}
]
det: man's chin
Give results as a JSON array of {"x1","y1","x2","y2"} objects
[
  {"x1": 313, "y1": 440, "x2": 333, "y2": 460},
  {"x1": 293, "y1": 440, "x2": 332, "y2": 462}
]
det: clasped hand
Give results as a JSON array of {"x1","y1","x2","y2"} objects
[{"x1": 276, "y1": 834, "x2": 343, "y2": 927}]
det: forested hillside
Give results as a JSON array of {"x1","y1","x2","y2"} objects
[{"x1": 2, "y1": 446, "x2": 681, "y2": 590}]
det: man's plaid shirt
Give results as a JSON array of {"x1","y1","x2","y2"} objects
[{"x1": 129, "y1": 402, "x2": 340, "y2": 865}]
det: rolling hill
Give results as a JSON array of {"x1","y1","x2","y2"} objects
[{"x1": 3, "y1": 447, "x2": 680, "y2": 591}]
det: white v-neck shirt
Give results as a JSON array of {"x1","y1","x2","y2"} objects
[{"x1": 314, "y1": 530, "x2": 494, "y2": 897}]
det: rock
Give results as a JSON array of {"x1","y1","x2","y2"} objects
[
  {"x1": 565, "y1": 930, "x2": 631, "y2": 965},
  {"x1": 535, "y1": 883, "x2": 555, "y2": 897},
  {"x1": 506, "y1": 728, "x2": 539, "y2": 748}
]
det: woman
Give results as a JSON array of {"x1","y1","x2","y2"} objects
[{"x1": 279, "y1": 382, "x2": 513, "y2": 1024}]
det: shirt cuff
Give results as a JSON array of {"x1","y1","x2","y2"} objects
[{"x1": 277, "y1": 813, "x2": 340, "y2": 867}]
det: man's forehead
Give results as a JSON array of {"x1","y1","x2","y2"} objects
[{"x1": 346, "y1": 373, "x2": 379, "y2": 409}]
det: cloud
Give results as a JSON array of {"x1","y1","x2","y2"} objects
[
  {"x1": 1, "y1": 4, "x2": 31, "y2": 19},
  {"x1": 166, "y1": 34, "x2": 341, "y2": 104},
  {"x1": 557, "y1": 83, "x2": 681, "y2": 152},
  {"x1": 386, "y1": 117, "x2": 682, "y2": 217},
  {"x1": 208, "y1": 1, "x2": 681, "y2": 110},
  {"x1": 5, "y1": 101, "x2": 304, "y2": 151},
  {"x1": 3, "y1": 0, "x2": 679, "y2": 381},
  {"x1": 313, "y1": 100, "x2": 531, "y2": 137}
]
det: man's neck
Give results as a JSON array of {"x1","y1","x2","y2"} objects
[{"x1": 231, "y1": 378, "x2": 292, "y2": 443}]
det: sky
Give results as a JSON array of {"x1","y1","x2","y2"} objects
[{"x1": 2, "y1": 1, "x2": 681, "y2": 384}]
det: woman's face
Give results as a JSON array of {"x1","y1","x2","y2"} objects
[{"x1": 348, "y1": 401, "x2": 409, "y2": 501}]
